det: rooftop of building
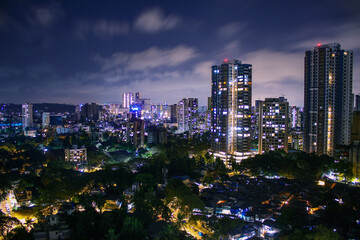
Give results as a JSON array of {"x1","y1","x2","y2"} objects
[{"x1": 314, "y1": 42, "x2": 341, "y2": 49}]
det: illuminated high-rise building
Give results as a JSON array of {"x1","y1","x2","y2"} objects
[
  {"x1": 122, "y1": 92, "x2": 135, "y2": 109},
  {"x1": 122, "y1": 92, "x2": 142, "y2": 110},
  {"x1": 258, "y1": 97, "x2": 289, "y2": 154},
  {"x1": 42, "y1": 112, "x2": 50, "y2": 128},
  {"x1": 126, "y1": 119, "x2": 144, "y2": 148},
  {"x1": 22, "y1": 103, "x2": 33, "y2": 130},
  {"x1": 177, "y1": 98, "x2": 198, "y2": 134},
  {"x1": 304, "y1": 43, "x2": 353, "y2": 156},
  {"x1": 211, "y1": 59, "x2": 252, "y2": 165}
]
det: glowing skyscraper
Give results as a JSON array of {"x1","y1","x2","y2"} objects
[
  {"x1": 304, "y1": 43, "x2": 353, "y2": 155},
  {"x1": 122, "y1": 92, "x2": 135, "y2": 109},
  {"x1": 22, "y1": 103, "x2": 33, "y2": 130},
  {"x1": 177, "y1": 98, "x2": 198, "y2": 134},
  {"x1": 211, "y1": 59, "x2": 252, "y2": 165}
]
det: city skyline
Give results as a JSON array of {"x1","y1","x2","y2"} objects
[
  {"x1": 1, "y1": 1, "x2": 360, "y2": 238},
  {"x1": 0, "y1": 0, "x2": 359, "y2": 106}
]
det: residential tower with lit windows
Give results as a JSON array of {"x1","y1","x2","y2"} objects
[
  {"x1": 177, "y1": 98, "x2": 198, "y2": 135},
  {"x1": 22, "y1": 103, "x2": 33, "y2": 130},
  {"x1": 304, "y1": 43, "x2": 353, "y2": 156},
  {"x1": 122, "y1": 92, "x2": 140, "y2": 109},
  {"x1": 211, "y1": 59, "x2": 253, "y2": 165},
  {"x1": 258, "y1": 97, "x2": 289, "y2": 154}
]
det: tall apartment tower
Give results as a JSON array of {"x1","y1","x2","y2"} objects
[
  {"x1": 211, "y1": 59, "x2": 252, "y2": 164},
  {"x1": 122, "y1": 92, "x2": 135, "y2": 109},
  {"x1": 258, "y1": 97, "x2": 289, "y2": 154},
  {"x1": 126, "y1": 119, "x2": 145, "y2": 148},
  {"x1": 22, "y1": 103, "x2": 33, "y2": 130},
  {"x1": 170, "y1": 104, "x2": 177, "y2": 123},
  {"x1": 177, "y1": 98, "x2": 198, "y2": 134},
  {"x1": 304, "y1": 43, "x2": 353, "y2": 156},
  {"x1": 42, "y1": 112, "x2": 50, "y2": 128}
]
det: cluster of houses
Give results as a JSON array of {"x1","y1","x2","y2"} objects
[{"x1": 195, "y1": 175, "x2": 319, "y2": 239}]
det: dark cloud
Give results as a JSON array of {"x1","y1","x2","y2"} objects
[
  {"x1": 291, "y1": 23, "x2": 360, "y2": 51},
  {"x1": 27, "y1": 3, "x2": 64, "y2": 27},
  {"x1": 0, "y1": 11, "x2": 8, "y2": 29},
  {"x1": 74, "y1": 19, "x2": 129, "y2": 39},
  {"x1": 73, "y1": 48, "x2": 208, "y2": 104},
  {"x1": 134, "y1": 7, "x2": 180, "y2": 33},
  {"x1": 95, "y1": 45, "x2": 198, "y2": 72},
  {"x1": 25, "y1": 63, "x2": 57, "y2": 82},
  {"x1": 244, "y1": 49, "x2": 303, "y2": 106},
  {"x1": 93, "y1": 20, "x2": 129, "y2": 37},
  {"x1": 217, "y1": 22, "x2": 245, "y2": 38},
  {"x1": 0, "y1": 66, "x2": 22, "y2": 78}
]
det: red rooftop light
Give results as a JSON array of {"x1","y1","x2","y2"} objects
[
  {"x1": 224, "y1": 58, "x2": 228, "y2": 62},
  {"x1": 317, "y1": 43, "x2": 321, "y2": 47}
]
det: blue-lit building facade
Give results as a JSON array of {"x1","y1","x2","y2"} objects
[
  {"x1": 304, "y1": 43, "x2": 353, "y2": 156},
  {"x1": 177, "y1": 98, "x2": 198, "y2": 135},
  {"x1": 22, "y1": 103, "x2": 33, "y2": 130},
  {"x1": 211, "y1": 59, "x2": 253, "y2": 165}
]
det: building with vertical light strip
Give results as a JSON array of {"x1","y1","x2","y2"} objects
[
  {"x1": 211, "y1": 59, "x2": 253, "y2": 165},
  {"x1": 22, "y1": 103, "x2": 33, "y2": 130},
  {"x1": 42, "y1": 112, "x2": 50, "y2": 128},
  {"x1": 289, "y1": 106, "x2": 303, "y2": 129},
  {"x1": 304, "y1": 43, "x2": 353, "y2": 156},
  {"x1": 177, "y1": 98, "x2": 198, "y2": 134},
  {"x1": 258, "y1": 97, "x2": 289, "y2": 154},
  {"x1": 122, "y1": 92, "x2": 135, "y2": 109}
]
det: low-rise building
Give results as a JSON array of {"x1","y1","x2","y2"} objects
[
  {"x1": 64, "y1": 146, "x2": 87, "y2": 163},
  {"x1": 14, "y1": 188, "x2": 33, "y2": 207},
  {"x1": 33, "y1": 214, "x2": 71, "y2": 240}
]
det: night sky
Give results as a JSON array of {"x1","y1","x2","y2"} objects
[{"x1": 0, "y1": 0, "x2": 359, "y2": 106}]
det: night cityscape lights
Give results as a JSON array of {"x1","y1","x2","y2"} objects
[{"x1": 0, "y1": 1, "x2": 359, "y2": 239}]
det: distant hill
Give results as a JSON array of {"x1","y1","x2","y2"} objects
[
  {"x1": 34, "y1": 103, "x2": 75, "y2": 113},
  {"x1": 0, "y1": 103, "x2": 76, "y2": 113}
]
